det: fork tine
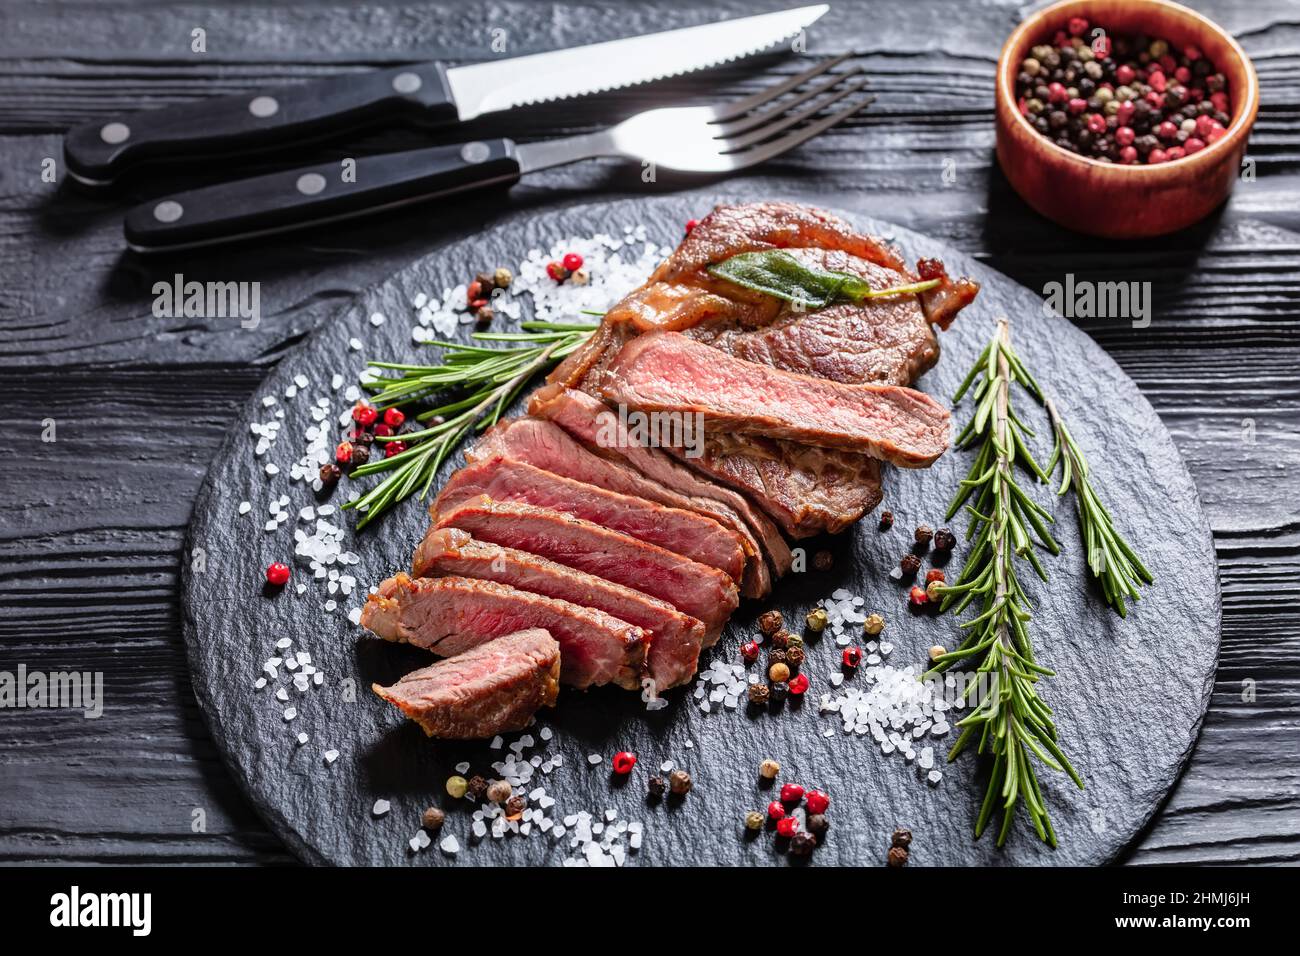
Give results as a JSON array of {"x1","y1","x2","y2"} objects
[
  {"x1": 722, "y1": 82, "x2": 873, "y2": 151},
  {"x1": 712, "y1": 68, "x2": 864, "y2": 138},
  {"x1": 723, "y1": 93, "x2": 875, "y2": 170},
  {"x1": 709, "y1": 53, "x2": 853, "y2": 122}
]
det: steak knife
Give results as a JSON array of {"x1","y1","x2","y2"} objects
[{"x1": 64, "y1": 5, "x2": 828, "y2": 186}]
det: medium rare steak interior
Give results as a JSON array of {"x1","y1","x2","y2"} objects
[
  {"x1": 362, "y1": 201, "x2": 977, "y2": 737},
  {"x1": 372, "y1": 628, "x2": 560, "y2": 739}
]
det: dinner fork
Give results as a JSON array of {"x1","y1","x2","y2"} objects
[{"x1": 125, "y1": 56, "x2": 874, "y2": 252}]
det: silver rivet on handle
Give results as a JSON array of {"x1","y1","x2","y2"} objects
[
  {"x1": 153, "y1": 201, "x2": 183, "y2": 223},
  {"x1": 100, "y1": 122, "x2": 130, "y2": 145},
  {"x1": 392, "y1": 72, "x2": 422, "y2": 94},
  {"x1": 249, "y1": 96, "x2": 279, "y2": 118}
]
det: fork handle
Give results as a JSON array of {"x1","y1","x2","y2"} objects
[{"x1": 123, "y1": 139, "x2": 520, "y2": 251}]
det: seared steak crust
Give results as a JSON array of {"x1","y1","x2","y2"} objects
[{"x1": 372, "y1": 628, "x2": 560, "y2": 739}]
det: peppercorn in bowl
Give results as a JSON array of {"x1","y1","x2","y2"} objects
[{"x1": 995, "y1": 0, "x2": 1258, "y2": 238}]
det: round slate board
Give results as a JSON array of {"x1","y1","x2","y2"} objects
[{"x1": 181, "y1": 195, "x2": 1219, "y2": 866}]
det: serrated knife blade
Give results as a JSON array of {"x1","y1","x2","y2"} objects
[{"x1": 446, "y1": 4, "x2": 830, "y2": 120}]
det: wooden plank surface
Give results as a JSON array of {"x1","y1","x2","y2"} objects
[{"x1": 0, "y1": 0, "x2": 1296, "y2": 864}]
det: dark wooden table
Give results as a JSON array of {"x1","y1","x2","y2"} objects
[{"x1": 1, "y1": 0, "x2": 1296, "y2": 865}]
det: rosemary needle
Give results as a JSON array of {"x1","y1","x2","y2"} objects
[
  {"x1": 928, "y1": 318, "x2": 1082, "y2": 848},
  {"x1": 1045, "y1": 399, "x2": 1155, "y2": 617}
]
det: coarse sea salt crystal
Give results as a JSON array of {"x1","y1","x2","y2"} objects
[
  {"x1": 324, "y1": 750, "x2": 339, "y2": 765},
  {"x1": 440, "y1": 835, "x2": 459, "y2": 854}
]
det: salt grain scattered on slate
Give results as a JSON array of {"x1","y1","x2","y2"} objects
[
  {"x1": 372, "y1": 799, "x2": 390, "y2": 817},
  {"x1": 324, "y1": 750, "x2": 339, "y2": 765}
]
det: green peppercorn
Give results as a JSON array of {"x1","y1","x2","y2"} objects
[
  {"x1": 806, "y1": 608, "x2": 828, "y2": 632},
  {"x1": 864, "y1": 613, "x2": 885, "y2": 636},
  {"x1": 647, "y1": 775, "x2": 666, "y2": 798},
  {"x1": 668, "y1": 770, "x2": 692, "y2": 795},
  {"x1": 493, "y1": 266, "x2": 513, "y2": 289},
  {"x1": 445, "y1": 775, "x2": 468, "y2": 799},
  {"x1": 745, "y1": 810, "x2": 765, "y2": 831},
  {"x1": 785, "y1": 632, "x2": 803, "y2": 650},
  {"x1": 422, "y1": 806, "x2": 445, "y2": 830}
]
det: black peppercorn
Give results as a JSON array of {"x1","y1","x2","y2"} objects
[
  {"x1": 757, "y1": 609, "x2": 783, "y2": 635},
  {"x1": 790, "y1": 831, "x2": 817, "y2": 857},
  {"x1": 350, "y1": 444, "x2": 370, "y2": 468},
  {"x1": 475, "y1": 305, "x2": 495, "y2": 325},
  {"x1": 466, "y1": 775, "x2": 488, "y2": 801},
  {"x1": 878, "y1": 510, "x2": 894, "y2": 531},
  {"x1": 891, "y1": 826, "x2": 913, "y2": 848},
  {"x1": 900, "y1": 553, "x2": 921, "y2": 576},
  {"x1": 914, "y1": 525, "x2": 933, "y2": 547},
  {"x1": 768, "y1": 648, "x2": 788, "y2": 666},
  {"x1": 474, "y1": 271, "x2": 497, "y2": 293},
  {"x1": 352, "y1": 429, "x2": 374, "y2": 446},
  {"x1": 747, "y1": 683, "x2": 770, "y2": 705},
  {"x1": 647, "y1": 775, "x2": 666, "y2": 798},
  {"x1": 933, "y1": 528, "x2": 957, "y2": 551},
  {"x1": 888, "y1": 846, "x2": 909, "y2": 867},
  {"x1": 786, "y1": 645, "x2": 805, "y2": 668},
  {"x1": 319, "y1": 463, "x2": 342, "y2": 485},
  {"x1": 770, "y1": 628, "x2": 790, "y2": 650},
  {"x1": 807, "y1": 813, "x2": 830, "y2": 838},
  {"x1": 813, "y1": 550, "x2": 833, "y2": 572},
  {"x1": 769, "y1": 681, "x2": 789, "y2": 704}
]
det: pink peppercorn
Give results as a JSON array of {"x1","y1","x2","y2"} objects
[
  {"x1": 780, "y1": 782, "x2": 805, "y2": 803},
  {"x1": 1086, "y1": 114, "x2": 1107, "y2": 135},
  {"x1": 1068, "y1": 97, "x2": 1087, "y2": 115},
  {"x1": 1144, "y1": 91, "x2": 1165, "y2": 109},
  {"x1": 776, "y1": 816, "x2": 799, "y2": 838},
  {"x1": 1148, "y1": 70, "x2": 1167, "y2": 93},
  {"x1": 1156, "y1": 120, "x2": 1178, "y2": 140},
  {"x1": 561, "y1": 252, "x2": 583, "y2": 272},
  {"x1": 1115, "y1": 126, "x2": 1135, "y2": 146},
  {"x1": 805, "y1": 789, "x2": 830, "y2": 815},
  {"x1": 384, "y1": 441, "x2": 407, "y2": 457},
  {"x1": 1195, "y1": 115, "x2": 1217, "y2": 138},
  {"x1": 1211, "y1": 91, "x2": 1230, "y2": 113},
  {"x1": 1067, "y1": 16, "x2": 1088, "y2": 36},
  {"x1": 1207, "y1": 125, "x2": 1227, "y2": 144},
  {"x1": 265, "y1": 562, "x2": 291, "y2": 587},
  {"x1": 1116, "y1": 101, "x2": 1136, "y2": 127},
  {"x1": 1165, "y1": 146, "x2": 1186, "y2": 161},
  {"x1": 788, "y1": 673, "x2": 809, "y2": 696},
  {"x1": 1148, "y1": 148, "x2": 1168, "y2": 164},
  {"x1": 1119, "y1": 145, "x2": 1138, "y2": 164},
  {"x1": 1184, "y1": 43, "x2": 1202, "y2": 61},
  {"x1": 1184, "y1": 137, "x2": 1206, "y2": 154},
  {"x1": 1047, "y1": 82, "x2": 1068, "y2": 104},
  {"x1": 1116, "y1": 64, "x2": 1136, "y2": 85},
  {"x1": 1175, "y1": 66, "x2": 1191, "y2": 84},
  {"x1": 767, "y1": 800, "x2": 786, "y2": 820}
]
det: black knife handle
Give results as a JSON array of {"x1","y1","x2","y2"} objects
[
  {"x1": 65, "y1": 63, "x2": 460, "y2": 186},
  {"x1": 123, "y1": 138, "x2": 520, "y2": 251}
]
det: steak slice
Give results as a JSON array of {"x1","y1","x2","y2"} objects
[
  {"x1": 526, "y1": 386, "x2": 793, "y2": 581},
  {"x1": 361, "y1": 573, "x2": 645, "y2": 690},
  {"x1": 469, "y1": 414, "x2": 781, "y2": 598},
  {"x1": 434, "y1": 498, "x2": 738, "y2": 643},
  {"x1": 601, "y1": 331, "x2": 951, "y2": 467},
  {"x1": 413, "y1": 528, "x2": 703, "y2": 689},
  {"x1": 668, "y1": 432, "x2": 884, "y2": 538},
  {"x1": 433, "y1": 455, "x2": 745, "y2": 584},
  {"x1": 372, "y1": 628, "x2": 560, "y2": 739},
  {"x1": 550, "y1": 203, "x2": 978, "y2": 390}
]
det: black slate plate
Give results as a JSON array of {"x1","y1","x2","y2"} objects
[{"x1": 181, "y1": 195, "x2": 1219, "y2": 866}]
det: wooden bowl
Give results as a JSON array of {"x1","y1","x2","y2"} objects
[{"x1": 995, "y1": 0, "x2": 1259, "y2": 238}]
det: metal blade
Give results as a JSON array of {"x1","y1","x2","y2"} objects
[{"x1": 446, "y1": 4, "x2": 829, "y2": 121}]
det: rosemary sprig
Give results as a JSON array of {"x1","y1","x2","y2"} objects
[
  {"x1": 342, "y1": 321, "x2": 596, "y2": 528},
  {"x1": 1045, "y1": 399, "x2": 1154, "y2": 617},
  {"x1": 926, "y1": 318, "x2": 1082, "y2": 847}
]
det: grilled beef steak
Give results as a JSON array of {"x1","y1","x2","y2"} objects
[
  {"x1": 601, "y1": 332, "x2": 951, "y2": 467},
  {"x1": 469, "y1": 413, "x2": 782, "y2": 597},
  {"x1": 361, "y1": 573, "x2": 645, "y2": 689},
  {"x1": 433, "y1": 455, "x2": 745, "y2": 583},
  {"x1": 526, "y1": 386, "x2": 792, "y2": 580},
  {"x1": 413, "y1": 528, "x2": 704, "y2": 689},
  {"x1": 372, "y1": 628, "x2": 560, "y2": 738},
  {"x1": 434, "y1": 498, "x2": 739, "y2": 642}
]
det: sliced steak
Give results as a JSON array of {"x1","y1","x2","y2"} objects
[
  {"x1": 372, "y1": 628, "x2": 560, "y2": 739},
  {"x1": 434, "y1": 498, "x2": 738, "y2": 642},
  {"x1": 550, "y1": 202, "x2": 977, "y2": 390},
  {"x1": 469, "y1": 414, "x2": 780, "y2": 598},
  {"x1": 413, "y1": 528, "x2": 703, "y2": 689},
  {"x1": 526, "y1": 386, "x2": 793, "y2": 581},
  {"x1": 433, "y1": 455, "x2": 745, "y2": 584},
  {"x1": 361, "y1": 573, "x2": 645, "y2": 690},
  {"x1": 601, "y1": 331, "x2": 951, "y2": 467},
  {"x1": 669, "y1": 432, "x2": 884, "y2": 538}
]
